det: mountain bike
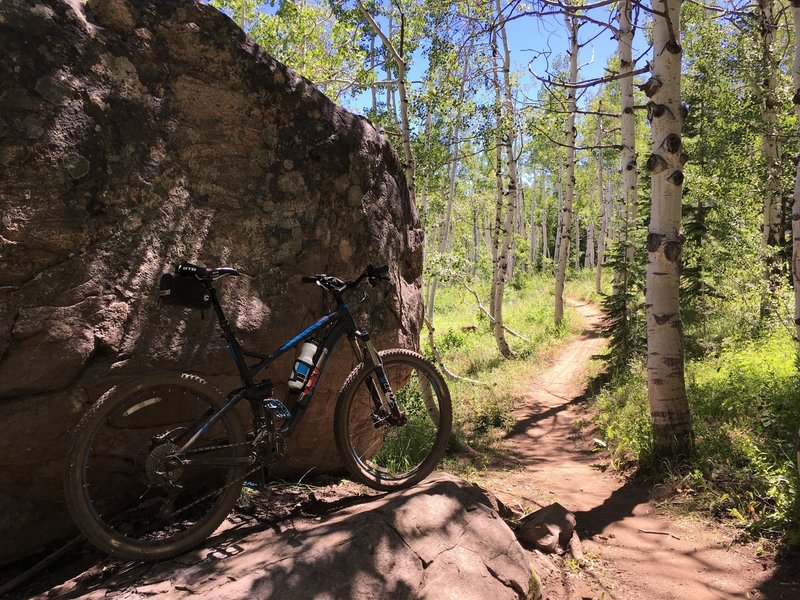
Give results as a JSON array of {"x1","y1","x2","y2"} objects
[{"x1": 63, "y1": 263, "x2": 452, "y2": 561}]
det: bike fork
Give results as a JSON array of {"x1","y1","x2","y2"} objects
[{"x1": 355, "y1": 332, "x2": 406, "y2": 426}]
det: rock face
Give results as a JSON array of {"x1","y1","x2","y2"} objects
[
  {"x1": 35, "y1": 474, "x2": 535, "y2": 600},
  {"x1": 0, "y1": 0, "x2": 422, "y2": 565}
]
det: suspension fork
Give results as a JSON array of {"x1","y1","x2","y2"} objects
[{"x1": 352, "y1": 331, "x2": 406, "y2": 426}]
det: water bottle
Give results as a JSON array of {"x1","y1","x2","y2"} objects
[{"x1": 288, "y1": 340, "x2": 318, "y2": 391}]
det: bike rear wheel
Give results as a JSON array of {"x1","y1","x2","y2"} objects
[
  {"x1": 64, "y1": 373, "x2": 248, "y2": 561},
  {"x1": 334, "y1": 349, "x2": 452, "y2": 491}
]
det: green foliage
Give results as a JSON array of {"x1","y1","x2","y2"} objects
[{"x1": 594, "y1": 331, "x2": 800, "y2": 545}]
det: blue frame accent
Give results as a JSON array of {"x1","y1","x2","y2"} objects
[{"x1": 275, "y1": 311, "x2": 336, "y2": 354}]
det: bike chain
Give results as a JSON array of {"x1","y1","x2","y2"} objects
[
  {"x1": 160, "y1": 431, "x2": 287, "y2": 519},
  {"x1": 160, "y1": 439, "x2": 260, "y2": 519}
]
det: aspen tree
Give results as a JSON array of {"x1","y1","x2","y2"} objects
[
  {"x1": 759, "y1": 0, "x2": 781, "y2": 248},
  {"x1": 792, "y1": 0, "x2": 800, "y2": 340},
  {"x1": 645, "y1": 0, "x2": 693, "y2": 453},
  {"x1": 554, "y1": 10, "x2": 579, "y2": 325},
  {"x1": 618, "y1": 0, "x2": 638, "y2": 291},
  {"x1": 595, "y1": 106, "x2": 607, "y2": 292},
  {"x1": 491, "y1": 0, "x2": 516, "y2": 357}
]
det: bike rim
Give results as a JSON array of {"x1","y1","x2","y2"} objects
[
  {"x1": 344, "y1": 358, "x2": 445, "y2": 482},
  {"x1": 77, "y1": 384, "x2": 243, "y2": 548}
]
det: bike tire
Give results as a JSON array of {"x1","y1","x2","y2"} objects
[
  {"x1": 334, "y1": 349, "x2": 452, "y2": 491},
  {"x1": 64, "y1": 373, "x2": 248, "y2": 561}
]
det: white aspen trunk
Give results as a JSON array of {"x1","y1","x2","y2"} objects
[
  {"x1": 574, "y1": 215, "x2": 581, "y2": 269},
  {"x1": 492, "y1": 0, "x2": 516, "y2": 358},
  {"x1": 645, "y1": 0, "x2": 693, "y2": 453},
  {"x1": 542, "y1": 201, "x2": 550, "y2": 260},
  {"x1": 618, "y1": 0, "x2": 639, "y2": 293},
  {"x1": 595, "y1": 107, "x2": 606, "y2": 292},
  {"x1": 471, "y1": 207, "x2": 480, "y2": 277},
  {"x1": 554, "y1": 12, "x2": 578, "y2": 325},
  {"x1": 554, "y1": 157, "x2": 564, "y2": 266},
  {"x1": 760, "y1": 0, "x2": 781, "y2": 248},
  {"x1": 490, "y1": 45, "x2": 505, "y2": 322},
  {"x1": 792, "y1": 1, "x2": 800, "y2": 340},
  {"x1": 585, "y1": 222, "x2": 595, "y2": 268},
  {"x1": 529, "y1": 168, "x2": 539, "y2": 270}
]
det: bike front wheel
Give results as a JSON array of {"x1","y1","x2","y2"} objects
[
  {"x1": 64, "y1": 373, "x2": 248, "y2": 561},
  {"x1": 334, "y1": 349, "x2": 452, "y2": 491}
]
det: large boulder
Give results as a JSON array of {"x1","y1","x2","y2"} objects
[
  {"x1": 34, "y1": 474, "x2": 536, "y2": 600},
  {"x1": 0, "y1": 0, "x2": 422, "y2": 565}
]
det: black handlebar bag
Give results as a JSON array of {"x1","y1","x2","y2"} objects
[{"x1": 159, "y1": 273, "x2": 212, "y2": 310}]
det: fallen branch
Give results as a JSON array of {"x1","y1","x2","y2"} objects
[
  {"x1": 637, "y1": 528, "x2": 681, "y2": 540},
  {"x1": 423, "y1": 316, "x2": 490, "y2": 387},
  {"x1": 459, "y1": 281, "x2": 532, "y2": 343}
]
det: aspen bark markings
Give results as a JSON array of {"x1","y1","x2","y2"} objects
[
  {"x1": 492, "y1": 0, "x2": 516, "y2": 357},
  {"x1": 645, "y1": 0, "x2": 693, "y2": 451},
  {"x1": 618, "y1": 0, "x2": 638, "y2": 293},
  {"x1": 792, "y1": 0, "x2": 800, "y2": 340}
]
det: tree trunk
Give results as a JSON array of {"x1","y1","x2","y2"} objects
[
  {"x1": 645, "y1": 0, "x2": 693, "y2": 454},
  {"x1": 585, "y1": 221, "x2": 595, "y2": 268},
  {"x1": 595, "y1": 107, "x2": 606, "y2": 292},
  {"x1": 492, "y1": 0, "x2": 516, "y2": 358},
  {"x1": 554, "y1": 156, "x2": 563, "y2": 266},
  {"x1": 529, "y1": 168, "x2": 539, "y2": 271},
  {"x1": 760, "y1": 0, "x2": 781, "y2": 248},
  {"x1": 618, "y1": 0, "x2": 639, "y2": 296},
  {"x1": 574, "y1": 215, "x2": 581, "y2": 269},
  {"x1": 542, "y1": 201, "x2": 550, "y2": 260},
  {"x1": 792, "y1": 0, "x2": 800, "y2": 340},
  {"x1": 554, "y1": 13, "x2": 578, "y2": 325}
]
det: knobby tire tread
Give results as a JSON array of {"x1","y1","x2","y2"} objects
[
  {"x1": 64, "y1": 372, "x2": 246, "y2": 562},
  {"x1": 333, "y1": 349, "x2": 452, "y2": 491}
]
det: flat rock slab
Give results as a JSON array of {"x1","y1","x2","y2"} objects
[{"x1": 34, "y1": 474, "x2": 534, "y2": 600}]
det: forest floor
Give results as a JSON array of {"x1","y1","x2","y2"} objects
[{"x1": 468, "y1": 300, "x2": 800, "y2": 599}]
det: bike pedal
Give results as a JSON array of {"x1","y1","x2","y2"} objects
[{"x1": 264, "y1": 398, "x2": 292, "y2": 420}]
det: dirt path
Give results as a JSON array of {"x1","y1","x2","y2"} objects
[{"x1": 472, "y1": 300, "x2": 800, "y2": 600}]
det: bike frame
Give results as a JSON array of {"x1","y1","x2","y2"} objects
[{"x1": 175, "y1": 279, "x2": 389, "y2": 460}]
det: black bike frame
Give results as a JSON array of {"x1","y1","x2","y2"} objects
[{"x1": 176, "y1": 280, "x2": 380, "y2": 459}]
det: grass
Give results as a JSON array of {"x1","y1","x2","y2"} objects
[{"x1": 593, "y1": 329, "x2": 800, "y2": 547}]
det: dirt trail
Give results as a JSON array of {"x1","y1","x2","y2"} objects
[{"x1": 473, "y1": 300, "x2": 799, "y2": 600}]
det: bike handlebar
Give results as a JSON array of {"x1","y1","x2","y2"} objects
[
  {"x1": 301, "y1": 264, "x2": 390, "y2": 293},
  {"x1": 174, "y1": 262, "x2": 387, "y2": 292}
]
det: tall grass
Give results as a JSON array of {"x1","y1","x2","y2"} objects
[{"x1": 593, "y1": 330, "x2": 800, "y2": 545}]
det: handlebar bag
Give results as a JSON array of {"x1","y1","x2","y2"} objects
[{"x1": 159, "y1": 273, "x2": 212, "y2": 310}]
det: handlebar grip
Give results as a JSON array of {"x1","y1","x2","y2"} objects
[{"x1": 301, "y1": 276, "x2": 318, "y2": 284}]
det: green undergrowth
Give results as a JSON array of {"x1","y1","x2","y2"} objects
[
  {"x1": 425, "y1": 269, "x2": 598, "y2": 462},
  {"x1": 593, "y1": 330, "x2": 800, "y2": 547}
]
